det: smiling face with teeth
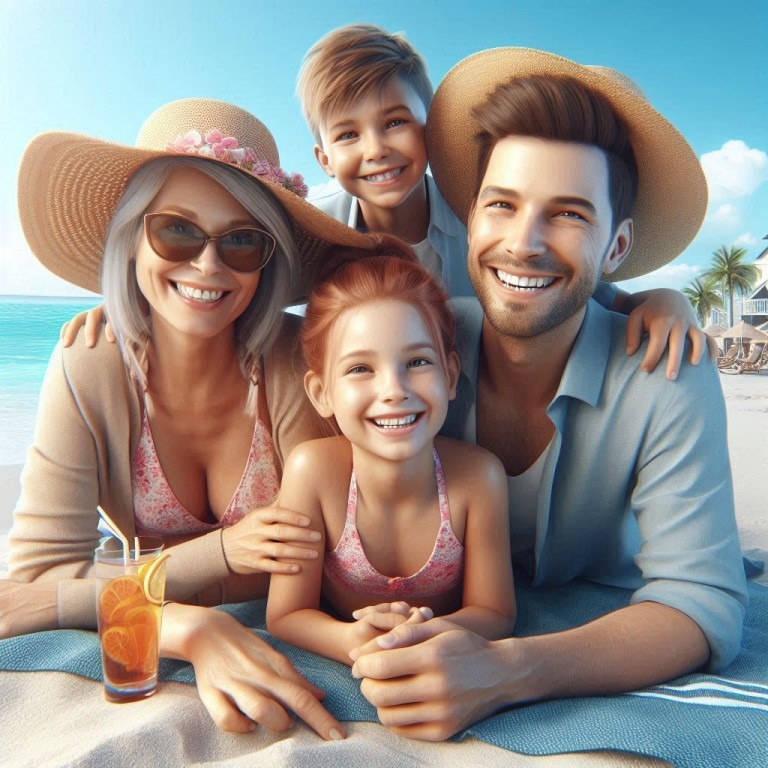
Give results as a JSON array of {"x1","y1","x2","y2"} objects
[
  {"x1": 467, "y1": 135, "x2": 632, "y2": 342},
  {"x1": 314, "y1": 77, "x2": 429, "y2": 228},
  {"x1": 134, "y1": 166, "x2": 264, "y2": 342},
  {"x1": 305, "y1": 299, "x2": 459, "y2": 464}
]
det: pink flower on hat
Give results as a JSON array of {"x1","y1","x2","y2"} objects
[
  {"x1": 166, "y1": 129, "x2": 308, "y2": 197},
  {"x1": 167, "y1": 130, "x2": 203, "y2": 153},
  {"x1": 289, "y1": 173, "x2": 309, "y2": 198}
]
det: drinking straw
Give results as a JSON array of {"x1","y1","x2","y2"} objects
[
  {"x1": 97, "y1": 505, "x2": 130, "y2": 565},
  {"x1": 134, "y1": 536, "x2": 141, "y2": 560}
]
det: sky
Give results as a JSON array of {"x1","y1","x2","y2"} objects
[{"x1": 1, "y1": 0, "x2": 766, "y2": 297}]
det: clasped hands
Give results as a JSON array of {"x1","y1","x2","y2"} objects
[
  {"x1": 220, "y1": 507, "x2": 506, "y2": 744},
  {"x1": 348, "y1": 612, "x2": 508, "y2": 741}
]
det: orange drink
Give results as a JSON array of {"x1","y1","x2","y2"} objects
[{"x1": 94, "y1": 537, "x2": 169, "y2": 703}]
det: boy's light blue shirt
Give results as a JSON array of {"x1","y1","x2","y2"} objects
[
  {"x1": 308, "y1": 175, "x2": 474, "y2": 296},
  {"x1": 444, "y1": 297, "x2": 749, "y2": 671}
]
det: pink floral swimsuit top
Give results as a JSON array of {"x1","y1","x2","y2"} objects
[
  {"x1": 133, "y1": 410, "x2": 280, "y2": 535},
  {"x1": 324, "y1": 449, "x2": 464, "y2": 600}
]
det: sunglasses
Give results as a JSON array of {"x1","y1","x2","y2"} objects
[{"x1": 143, "y1": 213, "x2": 276, "y2": 273}]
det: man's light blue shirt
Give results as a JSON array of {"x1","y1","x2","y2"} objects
[{"x1": 444, "y1": 297, "x2": 748, "y2": 671}]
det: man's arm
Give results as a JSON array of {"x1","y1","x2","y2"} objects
[{"x1": 350, "y1": 600, "x2": 708, "y2": 741}]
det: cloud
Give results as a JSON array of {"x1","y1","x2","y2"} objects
[
  {"x1": 708, "y1": 203, "x2": 741, "y2": 228},
  {"x1": 701, "y1": 140, "x2": 768, "y2": 202},
  {"x1": 734, "y1": 232, "x2": 758, "y2": 248},
  {"x1": 0, "y1": 215, "x2": 96, "y2": 296},
  {"x1": 616, "y1": 262, "x2": 702, "y2": 293}
]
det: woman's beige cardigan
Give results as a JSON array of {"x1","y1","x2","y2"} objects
[{"x1": 8, "y1": 313, "x2": 332, "y2": 628}]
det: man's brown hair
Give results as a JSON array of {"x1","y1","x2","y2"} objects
[{"x1": 472, "y1": 76, "x2": 638, "y2": 226}]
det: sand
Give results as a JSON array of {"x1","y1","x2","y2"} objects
[
  {"x1": 718, "y1": 372, "x2": 768, "y2": 566},
  {"x1": 1, "y1": 371, "x2": 766, "y2": 578}
]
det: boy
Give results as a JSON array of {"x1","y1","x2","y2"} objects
[{"x1": 297, "y1": 23, "x2": 473, "y2": 297}]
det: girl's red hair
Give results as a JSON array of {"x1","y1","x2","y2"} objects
[{"x1": 301, "y1": 251, "x2": 456, "y2": 375}]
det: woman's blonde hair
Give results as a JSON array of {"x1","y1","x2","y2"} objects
[{"x1": 101, "y1": 156, "x2": 298, "y2": 412}]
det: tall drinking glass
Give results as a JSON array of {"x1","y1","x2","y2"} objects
[{"x1": 94, "y1": 537, "x2": 167, "y2": 703}]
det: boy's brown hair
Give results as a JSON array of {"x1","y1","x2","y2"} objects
[{"x1": 297, "y1": 24, "x2": 433, "y2": 144}]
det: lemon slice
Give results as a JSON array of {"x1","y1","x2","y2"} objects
[{"x1": 137, "y1": 551, "x2": 171, "y2": 606}]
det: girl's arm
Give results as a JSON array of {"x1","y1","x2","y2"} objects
[
  {"x1": 436, "y1": 447, "x2": 516, "y2": 640},
  {"x1": 266, "y1": 442, "x2": 409, "y2": 665},
  {"x1": 266, "y1": 442, "x2": 360, "y2": 664}
]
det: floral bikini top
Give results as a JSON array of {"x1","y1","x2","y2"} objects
[
  {"x1": 323, "y1": 449, "x2": 464, "y2": 600},
  {"x1": 133, "y1": 410, "x2": 280, "y2": 535}
]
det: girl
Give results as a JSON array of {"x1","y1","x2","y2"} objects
[{"x1": 267, "y1": 256, "x2": 515, "y2": 664}]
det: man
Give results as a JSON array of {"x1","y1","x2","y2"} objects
[{"x1": 348, "y1": 48, "x2": 748, "y2": 741}]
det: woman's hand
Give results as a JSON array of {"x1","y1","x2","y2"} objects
[
  {"x1": 161, "y1": 603, "x2": 344, "y2": 738},
  {"x1": 221, "y1": 505, "x2": 322, "y2": 575},
  {"x1": 60, "y1": 305, "x2": 114, "y2": 348},
  {"x1": 0, "y1": 579, "x2": 58, "y2": 639}
]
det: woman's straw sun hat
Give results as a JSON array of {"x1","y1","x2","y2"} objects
[
  {"x1": 426, "y1": 47, "x2": 708, "y2": 282},
  {"x1": 18, "y1": 98, "x2": 380, "y2": 299}
]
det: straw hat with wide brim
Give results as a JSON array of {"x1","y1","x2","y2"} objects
[
  {"x1": 18, "y1": 98, "x2": 381, "y2": 301},
  {"x1": 426, "y1": 48, "x2": 708, "y2": 282}
]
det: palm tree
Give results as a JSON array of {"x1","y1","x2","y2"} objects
[
  {"x1": 682, "y1": 277, "x2": 724, "y2": 326},
  {"x1": 702, "y1": 245, "x2": 761, "y2": 327}
]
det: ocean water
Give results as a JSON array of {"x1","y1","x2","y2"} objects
[{"x1": 0, "y1": 296, "x2": 100, "y2": 465}]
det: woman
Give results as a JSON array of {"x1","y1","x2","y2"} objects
[{"x1": 2, "y1": 98, "x2": 387, "y2": 737}]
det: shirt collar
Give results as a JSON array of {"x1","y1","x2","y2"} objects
[
  {"x1": 550, "y1": 300, "x2": 611, "y2": 409},
  {"x1": 455, "y1": 298, "x2": 611, "y2": 410},
  {"x1": 425, "y1": 175, "x2": 464, "y2": 237}
]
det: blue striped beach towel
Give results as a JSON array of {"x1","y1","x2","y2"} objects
[{"x1": 1, "y1": 579, "x2": 765, "y2": 768}]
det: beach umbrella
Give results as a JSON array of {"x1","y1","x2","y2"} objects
[
  {"x1": 720, "y1": 320, "x2": 768, "y2": 355},
  {"x1": 720, "y1": 320, "x2": 768, "y2": 340},
  {"x1": 702, "y1": 323, "x2": 727, "y2": 352}
]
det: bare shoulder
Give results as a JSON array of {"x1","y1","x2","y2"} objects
[
  {"x1": 281, "y1": 436, "x2": 352, "y2": 533},
  {"x1": 434, "y1": 437, "x2": 508, "y2": 541},
  {"x1": 434, "y1": 435, "x2": 506, "y2": 484},
  {"x1": 283, "y1": 436, "x2": 352, "y2": 482}
]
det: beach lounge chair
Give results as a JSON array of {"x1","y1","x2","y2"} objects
[
  {"x1": 716, "y1": 346, "x2": 739, "y2": 368},
  {"x1": 719, "y1": 343, "x2": 768, "y2": 375}
]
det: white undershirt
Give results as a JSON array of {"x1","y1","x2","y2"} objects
[
  {"x1": 507, "y1": 439, "x2": 553, "y2": 566},
  {"x1": 411, "y1": 237, "x2": 445, "y2": 290}
]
